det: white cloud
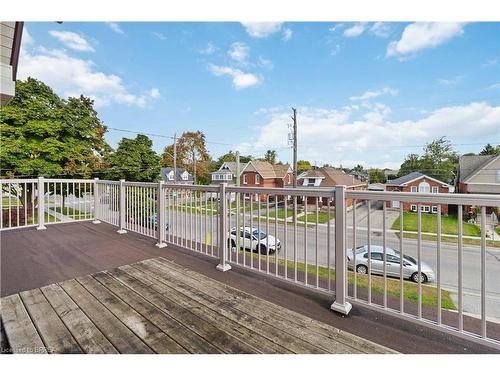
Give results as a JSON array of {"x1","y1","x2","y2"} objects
[
  {"x1": 387, "y1": 22, "x2": 466, "y2": 59},
  {"x1": 48, "y1": 30, "x2": 95, "y2": 52},
  {"x1": 22, "y1": 27, "x2": 33, "y2": 47},
  {"x1": 330, "y1": 44, "x2": 341, "y2": 56},
  {"x1": 483, "y1": 58, "x2": 498, "y2": 67},
  {"x1": 237, "y1": 102, "x2": 499, "y2": 168},
  {"x1": 370, "y1": 22, "x2": 391, "y2": 38},
  {"x1": 149, "y1": 88, "x2": 161, "y2": 98},
  {"x1": 241, "y1": 22, "x2": 282, "y2": 38},
  {"x1": 199, "y1": 42, "x2": 216, "y2": 55},
  {"x1": 349, "y1": 87, "x2": 398, "y2": 101},
  {"x1": 329, "y1": 23, "x2": 344, "y2": 32},
  {"x1": 343, "y1": 23, "x2": 366, "y2": 38},
  {"x1": 437, "y1": 75, "x2": 463, "y2": 86},
  {"x1": 258, "y1": 56, "x2": 273, "y2": 69},
  {"x1": 208, "y1": 64, "x2": 260, "y2": 90},
  {"x1": 228, "y1": 42, "x2": 250, "y2": 64},
  {"x1": 106, "y1": 22, "x2": 124, "y2": 34},
  {"x1": 18, "y1": 47, "x2": 158, "y2": 108},
  {"x1": 282, "y1": 28, "x2": 293, "y2": 41},
  {"x1": 151, "y1": 31, "x2": 167, "y2": 41}
]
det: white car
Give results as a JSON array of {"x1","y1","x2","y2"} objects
[
  {"x1": 228, "y1": 227, "x2": 281, "y2": 254},
  {"x1": 347, "y1": 245, "x2": 435, "y2": 283}
]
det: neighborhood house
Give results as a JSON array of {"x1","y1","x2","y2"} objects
[
  {"x1": 160, "y1": 167, "x2": 194, "y2": 184},
  {"x1": 211, "y1": 161, "x2": 248, "y2": 185},
  {"x1": 385, "y1": 171, "x2": 453, "y2": 214},
  {"x1": 240, "y1": 160, "x2": 294, "y2": 201}
]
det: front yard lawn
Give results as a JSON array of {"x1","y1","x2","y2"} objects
[
  {"x1": 298, "y1": 211, "x2": 335, "y2": 224},
  {"x1": 53, "y1": 206, "x2": 92, "y2": 219},
  {"x1": 392, "y1": 212, "x2": 481, "y2": 237}
]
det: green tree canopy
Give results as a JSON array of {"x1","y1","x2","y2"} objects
[
  {"x1": 263, "y1": 149, "x2": 278, "y2": 164},
  {"x1": 297, "y1": 160, "x2": 312, "y2": 174},
  {"x1": 479, "y1": 143, "x2": 500, "y2": 156},
  {"x1": 104, "y1": 134, "x2": 161, "y2": 182},
  {"x1": 369, "y1": 169, "x2": 387, "y2": 183},
  {"x1": 0, "y1": 78, "x2": 109, "y2": 178}
]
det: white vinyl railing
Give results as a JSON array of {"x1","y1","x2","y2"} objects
[{"x1": 1, "y1": 177, "x2": 499, "y2": 349}]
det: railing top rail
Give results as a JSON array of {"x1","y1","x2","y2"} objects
[
  {"x1": 0, "y1": 179, "x2": 38, "y2": 183},
  {"x1": 227, "y1": 185, "x2": 336, "y2": 197},
  {"x1": 162, "y1": 183, "x2": 220, "y2": 192},
  {"x1": 96, "y1": 180, "x2": 120, "y2": 185},
  {"x1": 345, "y1": 189, "x2": 500, "y2": 206},
  {"x1": 44, "y1": 178, "x2": 95, "y2": 183},
  {"x1": 123, "y1": 181, "x2": 158, "y2": 188}
]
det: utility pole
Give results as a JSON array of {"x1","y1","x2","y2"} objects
[{"x1": 173, "y1": 133, "x2": 177, "y2": 183}]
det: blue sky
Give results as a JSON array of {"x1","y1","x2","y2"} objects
[{"x1": 18, "y1": 22, "x2": 499, "y2": 169}]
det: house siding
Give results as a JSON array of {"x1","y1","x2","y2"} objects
[{"x1": 386, "y1": 176, "x2": 450, "y2": 214}]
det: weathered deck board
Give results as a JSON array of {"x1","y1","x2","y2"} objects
[
  {"x1": 1, "y1": 294, "x2": 47, "y2": 354},
  {"x1": 1, "y1": 257, "x2": 395, "y2": 354},
  {"x1": 40, "y1": 284, "x2": 118, "y2": 354},
  {"x1": 19, "y1": 289, "x2": 83, "y2": 354}
]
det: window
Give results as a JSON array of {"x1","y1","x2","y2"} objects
[
  {"x1": 387, "y1": 254, "x2": 400, "y2": 264},
  {"x1": 243, "y1": 174, "x2": 248, "y2": 184},
  {"x1": 168, "y1": 171, "x2": 174, "y2": 180},
  {"x1": 255, "y1": 174, "x2": 261, "y2": 184},
  {"x1": 410, "y1": 204, "x2": 417, "y2": 212},
  {"x1": 370, "y1": 253, "x2": 383, "y2": 261},
  {"x1": 419, "y1": 181, "x2": 430, "y2": 193},
  {"x1": 432, "y1": 206, "x2": 438, "y2": 213},
  {"x1": 182, "y1": 172, "x2": 188, "y2": 181},
  {"x1": 288, "y1": 174, "x2": 291, "y2": 184},
  {"x1": 307, "y1": 178, "x2": 316, "y2": 187},
  {"x1": 421, "y1": 205, "x2": 430, "y2": 213},
  {"x1": 411, "y1": 186, "x2": 417, "y2": 193},
  {"x1": 432, "y1": 186, "x2": 438, "y2": 193}
]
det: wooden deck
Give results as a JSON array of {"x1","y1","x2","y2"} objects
[{"x1": 1, "y1": 257, "x2": 394, "y2": 354}]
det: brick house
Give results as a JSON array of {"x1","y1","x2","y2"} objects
[
  {"x1": 240, "y1": 160, "x2": 293, "y2": 201},
  {"x1": 386, "y1": 172, "x2": 453, "y2": 214},
  {"x1": 296, "y1": 167, "x2": 366, "y2": 208},
  {"x1": 456, "y1": 155, "x2": 500, "y2": 214}
]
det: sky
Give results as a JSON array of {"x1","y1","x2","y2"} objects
[{"x1": 17, "y1": 21, "x2": 500, "y2": 169}]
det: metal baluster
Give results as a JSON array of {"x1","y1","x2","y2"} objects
[
  {"x1": 417, "y1": 203, "x2": 422, "y2": 319},
  {"x1": 274, "y1": 195, "x2": 278, "y2": 277},
  {"x1": 315, "y1": 197, "x2": 319, "y2": 288},
  {"x1": 242, "y1": 193, "x2": 246, "y2": 268},
  {"x1": 367, "y1": 199, "x2": 371, "y2": 304},
  {"x1": 353, "y1": 202, "x2": 357, "y2": 299},
  {"x1": 328, "y1": 198, "x2": 332, "y2": 292},
  {"x1": 458, "y1": 204, "x2": 463, "y2": 331},
  {"x1": 399, "y1": 204, "x2": 404, "y2": 313},
  {"x1": 437, "y1": 204, "x2": 442, "y2": 325},
  {"x1": 258, "y1": 194, "x2": 261, "y2": 271},
  {"x1": 480, "y1": 206, "x2": 487, "y2": 338},
  {"x1": 304, "y1": 198, "x2": 308, "y2": 285},
  {"x1": 266, "y1": 195, "x2": 270, "y2": 274},
  {"x1": 284, "y1": 197, "x2": 288, "y2": 280},
  {"x1": 250, "y1": 194, "x2": 254, "y2": 270},
  {"x1": 294, "y1": 195, "x2": 298, "y2": 282},
  {"x1": 383, "y1": 200, "x2": 387, "y2": 308},
  {"x1": 24, "y1": 183, "x2": 27, "y2": 226}
]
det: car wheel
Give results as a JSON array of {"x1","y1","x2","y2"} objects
[
  {"x1": 356, "y1": 265, "x2": 368, "y2": 274},
  {"x1": 411, "y1": 272, "x2": 427, "y2": 283},
  {"x1": 258, "y1": 245, "x2": 267, "y2": 254}
]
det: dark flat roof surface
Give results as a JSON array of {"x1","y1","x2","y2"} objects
[{"x1": 1, "y1": 222, "x2": 498, "y2": 354}]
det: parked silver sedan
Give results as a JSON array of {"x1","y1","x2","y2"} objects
[{"x1": 347, "y1": 245, "x2": 435, "y2": 283}]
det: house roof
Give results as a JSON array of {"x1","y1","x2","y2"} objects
[
  {"x1": 215, "y1": 161, "x2": 248, "y2": 175},
  {"x1": 160, "y1": 167, "x2": 194, "y2": 181},
  {"x1": 298, "y1": 167, "x2": 365, "y2": 187},
  {"x1": 458, "y1": 155, "x2": 497, "y2": 183},
  {"x1": 386, "y1": 171, "x2": 449, "y2": 186},
  {"x1": 272, "y1": 164, "x2": 291, "y2": 179},
  {"x1": 242, "y1": 160, "x2": 291, "y2": 179}
]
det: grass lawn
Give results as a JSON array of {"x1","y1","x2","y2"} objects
[
  {"x1": 53, "y1": 206, "x2": 92, "y2": 219},
  {"x1": 298, "y1": 211, "x2": 335, "y2": 224},
  {"x1": 2, "y1": 196, "x2": 20, "y2": 207},
  {"x1": 496, "y1": 227, "x2": 500, "y2": 236},
  {"x1": 241, "y1": 251, "x2": 455, "y2": 310},
  {"x1": 397, "y1": 232, "x2": 500, "y2": 248},
  {"x1": 392, "y1": 212, "x2": 481, "y2": 237}
]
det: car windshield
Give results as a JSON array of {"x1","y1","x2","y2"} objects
[
  {"x1": 252, "y1": 230, "x2": 267, "y2": 239},
  {"x1": 355, "y1": 246, "x2": 365, "y2": 254}
]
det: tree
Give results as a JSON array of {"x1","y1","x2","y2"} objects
[
  {"x1": 0, "y1": 78, "x2": 110, "y2": 212},
  {"x1": 398, "y1": 154, "x2": 422, "y2": 177},
  {"x1": 162, "y1": 131, "x2": 210, "y2": 184},
  {"x1": 104, "y1": 134, "x2": 161, "y2": 182},
  {"x1": 263, "y1": 149, "x2": 278, "y2": 164},
  {"x1": 297, "y1": 160, "x2": 312, "y2": 174},
  {"x1": 369, "y1": 169, "x2": 387, "y2": 183},
  {"x1": 479, "y1": 143, "x2": 500, "y2": 156},
  {"x1": 1, "y1": 78, "x2": 109, "y2": 178},
  {"x1": 353, "y1": 164, "x2": 364, "y2": 173}
]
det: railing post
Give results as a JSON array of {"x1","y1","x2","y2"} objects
[
  {"x1": 117, "y1": 179, "x2": 127, "y2": 234},
  {"x1": 331, "y1": 185, "x2": 352, "y2": 315},
  {"x1": 92, "y1": 178, "x2": 101, "y2": 224},
  {"x1": 36, "y1": 176, "x2": 46, "y2": 230},
  {"x1": 216, "y1": 182, "x2": 231, "y2": 272},
  {"x1": 156, "y1": 180, "x2": 167, "y2": 248}
]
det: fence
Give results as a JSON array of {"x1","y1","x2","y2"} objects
[{"x1": 1, "y1": 177, "x2": 499, "y2": 348}]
